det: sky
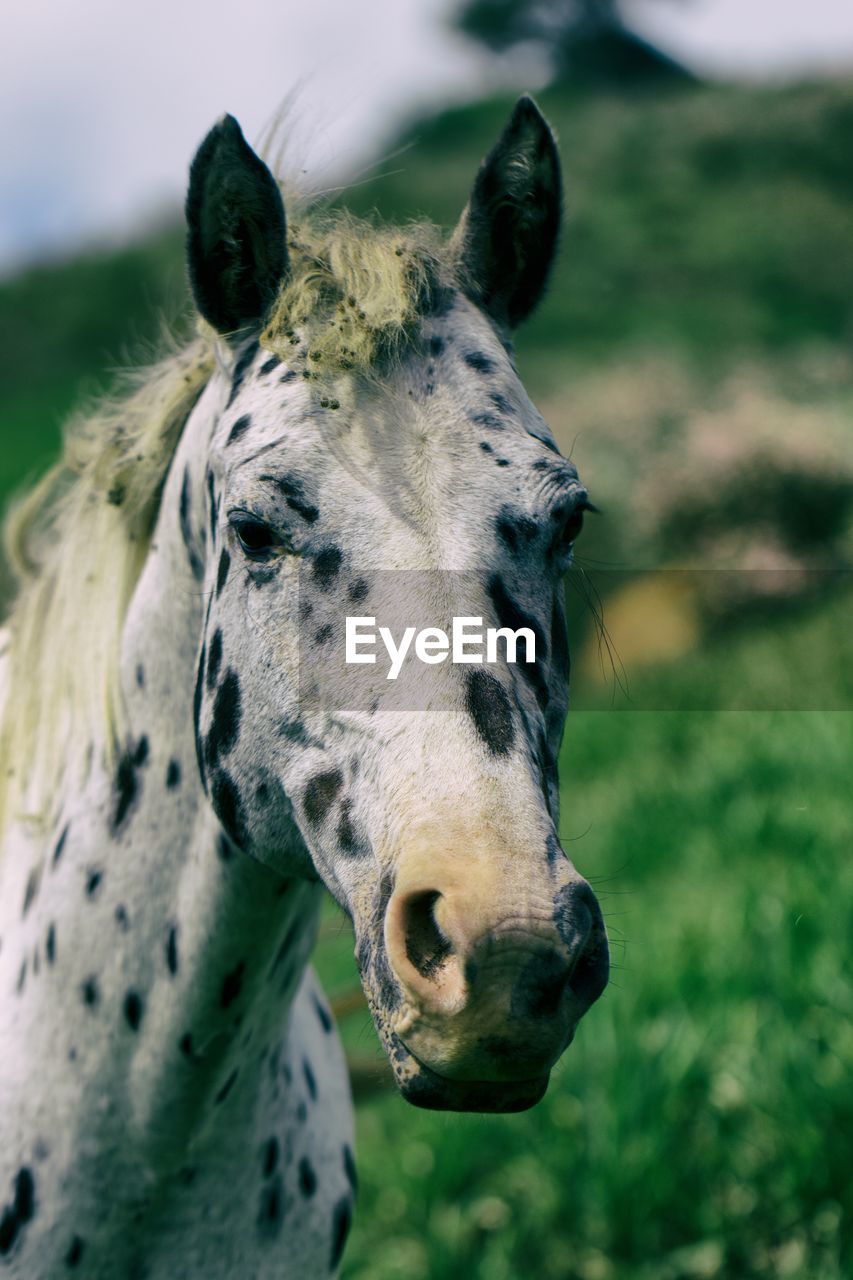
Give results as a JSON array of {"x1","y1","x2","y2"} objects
[{"x1": 2, "y1": 0, "x2": 853, "y2": 275}]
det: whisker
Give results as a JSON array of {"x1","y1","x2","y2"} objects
[
  {"x1": 557, "y1": 822, "x2": 593, "y2": 843},
  {"x1": 568, "y1": 566, "x2": 630, "y2": 700}
]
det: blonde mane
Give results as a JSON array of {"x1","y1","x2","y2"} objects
[
  {"x1": 0, "y1": 206, "x2": 457, "y2": 837},
  {"x1": 263, "y1": 211, "x2": 451, "y2": 375}
]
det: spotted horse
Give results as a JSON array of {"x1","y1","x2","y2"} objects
[{"x1": 0, "y1": 97, "x2": 609, "y2": 1277}]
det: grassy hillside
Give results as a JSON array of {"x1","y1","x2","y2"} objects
[
  {"x1": 1, "y1": 75, "x2": 852, "y2": 1279},
  {"x1": 0, "y1": 231, "x2": 183, "y2": 501},
  {"x1": 350, "y1": 79, "x2": 853, "y2": 375}
]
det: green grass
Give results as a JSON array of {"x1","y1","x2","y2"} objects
[{"x1": 315, "y1": 591, "x2": 853, "y2": 1279}]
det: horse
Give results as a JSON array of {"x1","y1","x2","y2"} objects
[{"x1": 0, "y1": 96, "x2": 609, "y2": 1277}]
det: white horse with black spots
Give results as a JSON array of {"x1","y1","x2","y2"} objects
[{"x1": 0, "y1": 97, "x2": 608, "y2": 1277}]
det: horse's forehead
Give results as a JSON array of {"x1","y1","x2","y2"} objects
[{"x1": 218, "y1": 301, "x2": 562, "y2": 496}]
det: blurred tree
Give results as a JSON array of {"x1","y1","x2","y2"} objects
[{"x1": 456, "y1": 0, "x2": 693, "y2": 86}]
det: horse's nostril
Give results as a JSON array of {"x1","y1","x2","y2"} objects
[
  {"x1": 553, "y1": 877, "x2": 610, "y2": 1012},
  {"x1": 568, "y1": 928, "x2": 610, "y2": 1010},
  {"x1": 404, "y1": 890, "x2": 453, "y2": 980}
]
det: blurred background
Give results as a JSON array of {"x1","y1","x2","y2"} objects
[{"x1": 2, "y1": 1, "x2": 853, "y2": 1276}]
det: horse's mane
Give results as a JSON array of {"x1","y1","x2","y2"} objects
[
  {"x1": 0, "y1": 335, "x2": 216, "y2": 836},
  {"x1": 0, "y1": 200, "x2": 455, "y2": 838}
]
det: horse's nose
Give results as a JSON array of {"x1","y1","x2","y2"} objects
[{"x1": 383, "y1": 860, "x2": 608, "y2": 1081}]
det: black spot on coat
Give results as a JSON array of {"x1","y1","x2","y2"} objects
[
  {"x1": 313, "y1": 994, "x2": 333, "y2": 1034},
  {"x1": 487, "y1": 575, "x2": 549, "y2": 708},
  {"x1": 0, "y1": 1168, "x2": 35, "y2": 1257},
  {"x1": 471, "y1": 411, "x2": 503, "y2": 430},
  {"x1": 464, "y1": 351, "x2": 495, "y2": 374},
  {"x1": 166, "y1": 926, "x2": 179, "y2": 976},
  {"x1": 211, "y1": 768, "x2": 247, "y2": 849},
  {"x1": 220, "y1": 960, "x2": 246, "y2": 1008},
  {"x1": 65, "y1": 1235, "x2": 85, "y2": 1267},
  {"x1": 193, "y1": 642, "x2": 207, "y2": 788},
  {"x1": 21, "y1": 869, "x2": 40, "y2": 917},
  {"x1": 262, "y1": 1137, "x2": 279, "y2": 1178},
  {"x1": 124, "y1": 991, "x2": 144, "y2": 1031},
  {"x1": 343, "y1": 1144, "x2": 358, "y2": 1195},
  {"x1": 303, "y1": 771, "x2": 343, "y2": 825},
  {"x1": 337, "y1": 801, "x2": 363, "y2": 855},
  {"x1": 465, "y1": 669, "x2": 515, "y2": 756},
  {"x1": 226, "y1": 339, "x2": 260, "y2": 408},
  {"x1": 490, "y1": 391, "x2": 514, "y2": 414},
  {"x1": 206, "y1": 629, "x2": 223, "y2": 690},
  {"x1": 111, "y1": 739, "x2": 148, "y2": 834},
  {"x1": 166, "y1": 758, "x2": 182, "y2": 790},
  {"x1": 179, "y1": 468, "x2": 204, "y2": 581},
  {"x1": 85, "y1": 869, "x2": 103, "y2": 899},
  {"x1": 312, "y1": 546, "x2": 342, "y2": 589},
  {"x1": 205, "y1": 669, "x2": 242, "y2": 772},
  {"x1": 207, "y1": 469, "x2": 219, "y2": 544},
  {"x1": 495, "y1": 507, "x2": 537, "y2": 553},
  {"x1": 52, "y1": 823, "x2": 70, "y2": 867},
  {"x1": 298, "y1": 1157, "x2": 317, "y2": 1197},
  {"x1": 226, "y1": 413, "x2": 252, "y2": 445},
  {"x1": 257, "y1": 1175, "x2": 284, "y2": 1237},
  {"x1": 270, "y1": 475, "x2": 320, "y2": 524},
  {"x1": 215, "y1": 548, "x2": 231, "y2": 597},
  {"x1": 329, "y1": 1196, "x2": 353, "y2": 1271}
]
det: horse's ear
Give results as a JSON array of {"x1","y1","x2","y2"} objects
[
  {"x1": 451, "y1": 95, "x2": 562, "y2": 330},
  {"x1": 186, "y1": 114, "x2": 287, "y2": 337}
]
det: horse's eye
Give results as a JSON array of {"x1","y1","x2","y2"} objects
[
  {"x1": 555, "y1": 507, "x2": 585, "y2": 556},
  {"x1": 554, "y1": 498, "x2": 595, "y2": 559},
  {"x1": 230, "y1": 515, "x2": 280, "y2": 561},
  {"x1": 561, "y1": 509, "x2": 585, "y2": 545}
]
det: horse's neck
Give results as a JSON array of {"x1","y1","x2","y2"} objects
[{"x1": 1, "y1": 376, "x2": 322, "y2": 1166}]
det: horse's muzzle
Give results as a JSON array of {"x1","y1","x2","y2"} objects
[{"x1": 380, "y1": 861, "x2": 609, "y2": 1105}]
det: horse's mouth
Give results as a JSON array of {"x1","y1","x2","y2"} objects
[
  {"x1": 401, "y1": 1063, "x2": 550, "y2": 1113},
  {"x1": 383, "y1": 1029, "x2": 550, "y2": 1113}
]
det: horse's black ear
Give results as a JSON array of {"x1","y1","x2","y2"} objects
[
  {"x1": 452, "y1": 96, "x2": 562, "y2": 330},
  {"x1": 186, "y1": 114, "x2": 287, "y2": 336}
]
